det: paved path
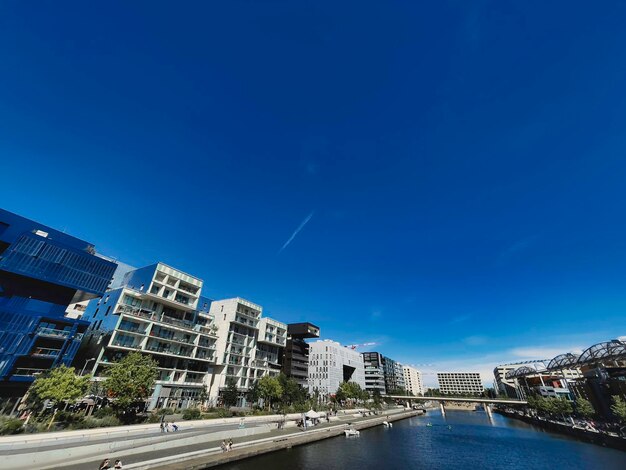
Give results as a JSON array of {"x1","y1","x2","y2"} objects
[{"x1": 63, "y1": 410, "x2": 407, "y2": 470}]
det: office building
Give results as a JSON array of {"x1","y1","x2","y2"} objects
[
  {"x1": 437, "y1": 372, "x2": 484, "y2": 395},
  {"x1": 281, "y1": 322, "x2": 320, "y2": 388},
  {"x1": 78, "y1": 263, "x2": 218, "y2": 410},
  {"x1": 206, "y1": 298, "x2": 287, "y2": 406},
  {"x1": 308, "y1": 340, "x2": 366, "y2": 396},
  {"x1": 361, "y1": 351, "x2": 386, "y2": 395},
  {"x1": 403, "y1": 365, "x2": 424, "y2": 396},
  {"x1": 0, "y1": 209, "x2": 116, "y2": 397}
]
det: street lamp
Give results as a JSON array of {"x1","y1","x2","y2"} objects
[{"x1": 80, "y1": 358, "x2": 96, "y2": 376}]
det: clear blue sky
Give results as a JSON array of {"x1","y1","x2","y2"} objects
[{"x1": 2, "y1": 1, "x2": 626, "y2": 385}]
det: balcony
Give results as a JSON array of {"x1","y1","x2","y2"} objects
[
  {"x1": 119, "y1": 305, "x2": 200, "y2": 333},
  {"x1": 31, "y1": 347, "x2": 62, "y2": 358},
  {"x1": 111, "y1": 340, "x2": 140, "y2": 349},
  {"x1": 35, "y1": 327, "x2": 71, "y2": 339},
  {"x1": 150, "y1": 330, "x2": 195, "y2": 345},
  {"x1": 13, "y1": 368, "x2": 47, "y2": 377},
  {"x1": 145, "y1": 345, "x2": 193, "y2": 358},
  {"x1": 232, "y1": 316, "x2": 259, "y2": 329}
]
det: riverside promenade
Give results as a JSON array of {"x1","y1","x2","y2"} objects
[{"x1": 1, "y1": 407, "x2": 416, "y2": 469}]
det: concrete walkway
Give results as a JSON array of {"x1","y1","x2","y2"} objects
[{"x1": 58, "y1": 408, "x2": 413, "y2": 470}]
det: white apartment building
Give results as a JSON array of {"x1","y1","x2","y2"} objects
[
  {"x1": 437, "y1": 372, "x2": 484, "y2": 395},
  {"x1": 308, "y1": 340, "x2": 366, "y2": 396},
  {"x1": 207, "y1": 298, "x2": 286, "y2": 405},
  {"x1": 79, "y1": 263, "x2": 219, "y2": 410},
  {"x1": 403, "y1": 365, "x2": 424, "y2": 396}
]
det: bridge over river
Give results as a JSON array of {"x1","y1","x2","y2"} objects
[{"x1": 382, "y1": 395, "x2": 527, "y2": 417}]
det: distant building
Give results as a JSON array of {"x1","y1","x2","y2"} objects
[
  {"x1": 403, "y1": 366, "x2": 424, "y2": 396},
  {"x1": 0, "y1": 208, "x2": 116, "y2": 398},
  {"x1": 78, "y1": 263, "x2": 217, "y2": 410},
  {"x1": 207, "y1": 298, "x2": 286, "y2": 406},
  {"x1": 382, "y1": 355, "x2": 405, "y2": 393},
  {"x1": 282, "y1": 322, "x2": 320, "y2": 388},
  {"x1": 361, "y1": 351, "x2": 386, "y2": 395},
  {"x1": 308, "y1": 340, "x2": 366, "y2": 396},
  {"x1": 437, "y1": 372, "x2": 484, "y2": 395}
]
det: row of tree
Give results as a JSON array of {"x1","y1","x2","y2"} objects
[{"x1": 525, "y1": 394, "x2": 626, "y2": 423}]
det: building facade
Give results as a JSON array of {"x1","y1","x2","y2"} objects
[
  {"x1": 206, "y1": 298, "x2": 286, "y2": 405},
  {"x1": 382, "y1": 355, "x2": 405, "y2": 393},
  {"x1": 78, "y1": 263, "x2": 218, "y2": 410},
  {"x1": 281, "y1": 322, "x2": 320, "y2": 388},
  {"x1": 403, "y1": 365, "x2": 424, "y2": 396},
  {"x1": 308, "y1": 340, "x2": 366, "y2": 396},
  {"x1": 437, "y1": 372, "x2": 484, "y2": 395},
  {"x1": 361, "y1": 351, "x2": 386, "y2": 395},
  {"x1": 0, "y1": 209, "x2": 116, "y2": 397}
]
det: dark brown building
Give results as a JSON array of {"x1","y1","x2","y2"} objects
[{"x1": 281, "y1": 322, "x2": 320, "y2": 387}]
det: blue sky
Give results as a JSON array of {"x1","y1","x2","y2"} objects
[{"x1": 2, "y1": 1, "x2": 626, "y2": 386}]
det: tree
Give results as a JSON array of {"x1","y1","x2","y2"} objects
[
  {"x1": 278, "y1": 374, "x2": 308, "y2": 407},
  {"x1": 257, "y1": 375, "x2": 283, "y2": 410},
  {"x1": 611, "y1": 396, "x2": 626, "y2": 423},
  {"x1": 29, "y1": 365, "x2": 90, "y2": 407},
  {"x1": 552, "y1": 397, "x2": 573, "y2": 419},
  {"x1": 222, "y1": 378, "x2": 239, "y2": 407},
  {"x1": 575, "y1": 397, "x2": 595, "y2": 419},
  {"x1": 103, "y1": 352, "x2": 158, "y2": 412},
  {"x1": 336, "y1": 381, "x2": 365, "y2": 403}
]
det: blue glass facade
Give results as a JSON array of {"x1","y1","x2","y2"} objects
[{"x1": 0, "y1": 209, "x2": 117, "y2": 396}]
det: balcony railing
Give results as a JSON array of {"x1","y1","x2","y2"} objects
[
  {"x1": 145, "y1": 345, "x2": 192, "y2": 358},
  {"x1": 35, "y1": 327, "x2": 71, "y2": 339},
  {"x1": 31, "y1": 347, "x2": 62, "y2": 358},
  {"x1": 13, "y1": 368, "x2": 46, "y2": 376},
  {"x1": 150, "y1": 331, "x2": 195, "y2": 344},
  {"x1": 119, "y1": 305, "x2": 197, "y2": 331}
]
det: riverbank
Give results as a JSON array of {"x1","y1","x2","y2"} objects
[
  {"x1": 495, "y1": 409, "x2": 626, "y2": 452},
  {"x1": 130, "y1": 409, "x2": 420, "y2": 469}
]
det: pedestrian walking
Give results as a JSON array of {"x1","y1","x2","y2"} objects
[
  {"x1": 98, "y1": 459, "x2": 111, "y2": 470},
  {"x1": 159, "y1": 422, "x2": 165, "y2": 433},
  {"x1": 114, "y1": 459, "x2": 123, "y2": 469},
  {"x1": 228, "y1": 438, "x2": 233, "y2": 451},
  {"x1": 220, "y1": 440, "x2": 227, "y2": 452}
]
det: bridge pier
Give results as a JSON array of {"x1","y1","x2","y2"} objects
[
  {"x1": 439, "y1": 402, "x2": 446, "y2": 417},
  {"x1": 485, "y1": 403, "x2": 492, "y2": 418}
]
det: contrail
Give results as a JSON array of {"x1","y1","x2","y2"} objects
[{"x1": 278, "y1": 211, "x2": 314, "y2": 253}]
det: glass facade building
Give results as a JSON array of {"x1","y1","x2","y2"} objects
[{"x1": 0, "y1": 209, "x2": 117, "y2": 397}]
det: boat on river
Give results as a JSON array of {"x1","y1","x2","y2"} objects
[{"x1": 344, "y1": 426, "x2": 360, "y2": 437}]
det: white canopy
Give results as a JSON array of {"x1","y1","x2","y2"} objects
[{"x1": 305, "y1": 409, "x2": 321, "y2": 419}]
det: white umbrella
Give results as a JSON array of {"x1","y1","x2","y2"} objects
[{"x1": 305, "y1": 409, "x2": 321, "y2": 419}]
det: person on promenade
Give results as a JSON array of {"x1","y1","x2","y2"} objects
[
  {"x1": 171, "y1": 421, "x2": 179, "y2": 432},
  {"x1": 220, "y1": 440, "x2": 227, "y2": 452},
  {"x1": 159, "y1": 422, "x2": 165, "y2": 433},
  {"x1": 98, "y1": 459, "x2": 111, "y2": 470},
  {"x1": 114, "y1": 459, "x2": 123, "y2": 469},
  {"x1": 228, "y1": 438, "x2": 233, "y2": 451}
]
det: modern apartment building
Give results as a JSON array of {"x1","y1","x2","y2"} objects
[
  {"x1": 403, "y1": 365, "x2": 424, "y2": 396},
  {"x1": 0, "y1": 209, "x2": 116, "y2": 398},
  {"x1": 206, "y1": 298, "x2": 287, "y2": 405},
  {"x1": 308, "y1": 340, "x2": 366, "y2": 396},
  {"x1": 361, "y1": 351, "x2": 386, "y2": 395},
  {"x1": 282, "y1": 322, "x2": 320, "y2": 388},
  {"x1": 382, "y1": 355, "x2": 405, "y2": 393},
  {"x1": 437, "y1": 372, "x2": 484, "y2": 395},
  {"x1": 78, "y1": 263, "x2": 218, "y2": 410}
]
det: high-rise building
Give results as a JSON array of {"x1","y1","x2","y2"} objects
[
  {"x1": 403, "y1": 365, "x2": 424, "y2": 396},
  {"x1": 0, "y1": 209, "x2": 117, "y2": 398},
  {"x1": 361, "y1": 351, "x2": 386, "y2": 395},
  {"x1": 308, "y1": 340, "x2": 366, "y2": 396},
  {"x1": 437, "y1": 372, "x2": 484, "y2": 395},
  {"x1": 78, "y1": 263, "x2": 218, "y2": 410},
  {"x1": 206, "y1": 298, "x2": 286, "y2": 406},
  {"x1": 382, "y1": 355, "x2": 405, "y2": 393},
  {"x1": 281, "y1": 322, "x2": 320, "y2": 388}
]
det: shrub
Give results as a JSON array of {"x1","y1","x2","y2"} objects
[
  {"x1": 71, "y1": 416, "x2": 121, "y2": 429},
  {"x1": 216, "y1": 408, "x2": 233, "y2": 418},
  {"x1": 92, "y1": 407, "x2": 116, "y2": 419},
  {"x1": 182, "y1": 408, "x2": 201, "y2": 420},
  {"x1": 156, "y1": 408, "x2": 174, "y2": 416},
  {"x1": 0, "y1": 416, "x2": 24, "y2": 435}
]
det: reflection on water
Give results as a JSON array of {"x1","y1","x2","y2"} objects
[{"x1": 220, "y1": 409, "x2": 626, "y2": 470}]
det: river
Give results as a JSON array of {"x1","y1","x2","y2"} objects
[{"x1": 219, "y1": 409, "x2": 626, "y2": 469}]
